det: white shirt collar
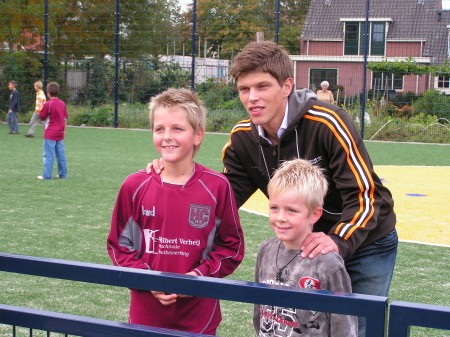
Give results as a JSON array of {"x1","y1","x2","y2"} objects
[{"x1": 257, "y1": 104, "x2": 289, "y2": 144}]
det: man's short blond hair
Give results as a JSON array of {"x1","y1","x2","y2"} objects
[
  {"x1": 268, "y1": 159, "x2": 328, "y2": 214},
  {"x1": 149, "y1": 88, "x2": 206, "y2": 156}
]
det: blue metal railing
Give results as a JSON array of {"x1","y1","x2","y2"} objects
[
  {"x1": 387, "y1": 301, "x2": 450, "y2": 336},
  {"x1": 0, "y1": 252, "x2": 387, "y2": 336},
  {"x1": 0, "y1": 304, "x2": 205, "y2": 337}
]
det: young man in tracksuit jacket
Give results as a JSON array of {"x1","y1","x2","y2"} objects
[{"x1": 223, "y1": 41, "x2": 397, "y2": 337}]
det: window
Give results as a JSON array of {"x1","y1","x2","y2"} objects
[
  {"x1": 345, "y1": 22, "x2": 360, "y2": 55},
  {"x1": 437, "y1": 75, "x2": 450, "y2": 88},
  {"x1": 372, "y1": 72, "x2": 403, "y2": 90},
  {"x1": 344, "y1": 22, "x2": 386, "y2": 56},
  {"x1": 371, "y1": 23, "x2": 385, "y2": 55},
  {"x1": 309, "y1": 69, "x2": 338, "y2": 91}
]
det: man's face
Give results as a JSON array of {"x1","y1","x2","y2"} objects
[
  {"x1": 8, "y1": 83, "x2": 15, "y2": 91},
  {"x1": 236, "y1": 71, "x2": 292, "y2": 133}
]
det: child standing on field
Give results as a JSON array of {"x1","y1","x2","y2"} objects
[
  {"x1": 107, "y1": 88, "x2": 244, "y2": 335},
  {"x1": 38, "y1": 82, "x2": 68, "y2": 180},
  {"x1": 25, "y1": 80, "x2": 47, "y2": 138},
  {"x1": 254, "y1": 159, "x2": 357, "y2": 337}
]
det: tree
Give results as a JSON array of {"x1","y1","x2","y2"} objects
[
  {"x1": 119, "y1": 0, "x2": 183, "y2": 68},
  {"x1": 177, "y1": 0, "x2": 310, "y2": 59},
  {"x1": 188, "y1": 0, "x2": 273, "y2": 59},
  {"x1": 279, "y1": 0, "x2": 310, "y2": 54},
  {"x1": 0, "y1": 0, "x2": 44, "y2": 52}
]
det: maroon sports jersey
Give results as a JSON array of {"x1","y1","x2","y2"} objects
[{"x1": 107, "y1": 163, "x2": 244, "y2": 333}]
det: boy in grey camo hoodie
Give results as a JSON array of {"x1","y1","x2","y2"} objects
[{"x1": 254, "y1": 159, "x2": 357, "y2": 337}]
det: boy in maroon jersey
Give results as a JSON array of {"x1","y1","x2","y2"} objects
[
  {"x1": 38, "y1": 82, "x2": 68, "y2": 180},
  {"x1": 107, "y1": 88, "x2": 244, "y2": 334}
]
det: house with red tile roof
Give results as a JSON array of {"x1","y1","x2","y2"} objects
[{"x1": 293, "y1": 0, "x2": 450, "y2": 96}]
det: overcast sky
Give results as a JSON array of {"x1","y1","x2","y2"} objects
[{"x1": 179, "y1": 1, "x2": 450, "y2": 12}]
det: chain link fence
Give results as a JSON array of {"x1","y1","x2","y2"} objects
[{"x1": 0, "y1": 0, "x2": 449, "y2": 142}]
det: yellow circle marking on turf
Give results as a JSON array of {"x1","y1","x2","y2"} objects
[{"x1": 241, "y1": 166, "x2": 450, "y2": 246}]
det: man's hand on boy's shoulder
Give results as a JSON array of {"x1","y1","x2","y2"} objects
[
  {"x1": 300, "y1": 232, "x2": 339, "y2": 259},
  {"x1": 146, "y1": 158, "x2": 164, "y2": 175}
]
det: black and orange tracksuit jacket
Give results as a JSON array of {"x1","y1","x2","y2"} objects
[{"x1": 222, "y1": 89, "x2": 396, "y2": 260}]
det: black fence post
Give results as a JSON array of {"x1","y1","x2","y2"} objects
[
  {"x1": 191, "y1": 0, "x2": 197, "y2": 91},
  {"x1": 275, "y1": 0, "x2": 280, "y2": 43},
  {"x1": 43, "y1": 0, "x2": 48, "y2": 91},
  {"x1": 113, "y1": 0, "x2": 120, "y2": 128},
  {"x1": 361, "y1": 0, "x2": 370, "y2": 138}
]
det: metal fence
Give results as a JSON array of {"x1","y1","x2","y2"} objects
[
  {"x1": 0, "y1": 252, "x2": 389, "y2": 337},
  {"x1": 1, "y1": 252, "x2": 450, "y2": 337},
  {"x1": 1, "y1": 0, "x2": 450, "y2": 134}
]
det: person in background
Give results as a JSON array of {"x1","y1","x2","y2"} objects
[
  {"x1": 38, "y1": 82, "x2": 68, "y2": 180},
  {"x1": 7, "y1": 80, "x2": 20, "y2": 134},
  {"x1": 107, "y1": 88, "x2": 244, "y2": 335},
  {"x1": 25, "y1": 81, "x2": 47, "y2": 138},
  {"x1": 254, "y1": 158, "x2": 357, "y2": 337},
  {"x1": 316, "y1": 80, "x2": 334, "y2": 104}
]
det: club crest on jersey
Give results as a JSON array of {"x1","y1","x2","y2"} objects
[
  {"x1": 299, "y1": 277, "x2": 321, "y2": 290},
  {"x1": 188, "y1": 204, "x2": 211, "y2": 228}
]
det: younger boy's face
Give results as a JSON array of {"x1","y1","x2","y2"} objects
[
  {"x1": 152, "y1": 106, "x2": 203, "y2": 166},
  {"x1": 268, "y1": 190, "x2": 322, "y2": 250}
]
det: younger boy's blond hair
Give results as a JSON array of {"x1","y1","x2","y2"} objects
[
  {"x1": 268, "y1": 159, "x2": 328, "y2": 214},
  {"x1": 149, "y1": 88, "x2": 206, "y2": 156}
]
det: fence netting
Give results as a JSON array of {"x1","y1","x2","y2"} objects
[{"x1": 0, "y1": 0, "x2": 449, "y2": 141}]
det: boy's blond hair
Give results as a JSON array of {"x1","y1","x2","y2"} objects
[
  {"x1": 268, "y1": 159, "x2": 328, "y2": 214},
  {"x1": 34, "y1": 81, "x2": 43, "y2": 89},
  {"x1": 229, "y1": 41, "x2": 294, "y2": 87},
  {"x1": 149, "y1": 88, "x2": 206, "y2": 156}
]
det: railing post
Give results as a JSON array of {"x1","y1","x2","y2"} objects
[{"x1": 388, "y1": 301, "x2": 450, "y2": 337}]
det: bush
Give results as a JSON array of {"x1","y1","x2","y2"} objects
[
  {"x1": 0, "y1": 52, "x2": 47, "y2": 113},
  {"x1": 88, "y1": 58, "x2": 113, "y2": 107},
  {"x1": 118, "y1": 103, "x2": 149, "y2": 128},
  {"x1": 412, "y1": 90, "x2": 450, "y2": 120},
  {"x1": 71, "y1": 105, "x2": 115, "y2": 127},
  {"x1": 196, "y1": 80, "x2": 240, "y2": 110},
  {"x1": 207, "y1": 108, "x2": 247, "y2": 133}
]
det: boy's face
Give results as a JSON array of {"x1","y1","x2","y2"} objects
[
  {"x1": 268, "y1": 190, "x2": 322, "y2": 250},
  {"x1": 236, "y1": 71, "x2": 293, "y2": 133},
  {"x1": 152, "y1": 106, "x2": 203, "y2": 166}
]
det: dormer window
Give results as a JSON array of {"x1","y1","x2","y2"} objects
[{"x1": 342, "y1": 18, "x2": 391, "y2": 56}]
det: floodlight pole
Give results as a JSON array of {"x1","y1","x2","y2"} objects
[
  {"x1": 275, "y1": 0, "x2": 280, "y2": 43},
  {"x1": 113, "y1": 0, "x2": 120, "y2": 128},
  {"x1": 361, "y1": 0, "x2": 370, "y2": 138},
  {"x1": 191, "y1": 0, "x2": 197, "y2": 91},
  {"x1": 43, "y1": 0, "x2": 48, "y2": 90}
]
